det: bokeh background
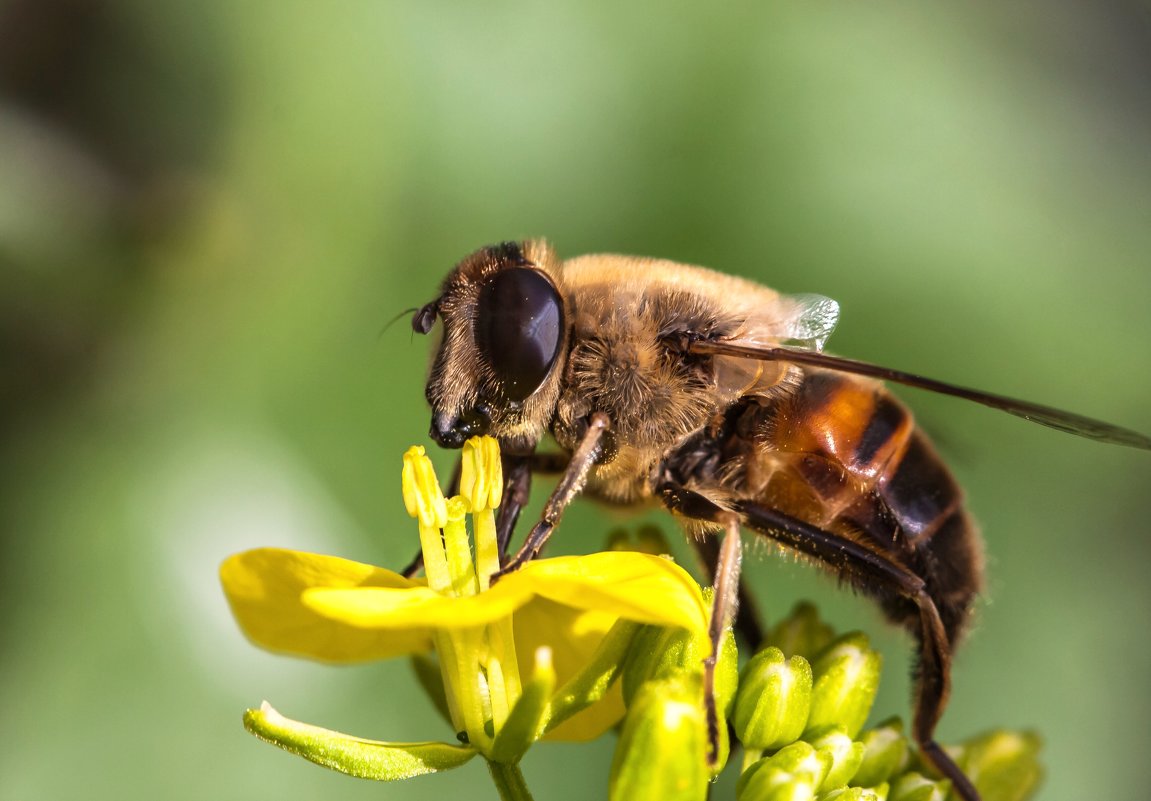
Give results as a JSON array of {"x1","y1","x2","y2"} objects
[{"x1": 2, "y1": 2, "x2": 1149, "y2": 800}]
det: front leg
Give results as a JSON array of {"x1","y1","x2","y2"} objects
[
  {"x1": 494, "y1": 452, "x2": 532, "y2": 558},
  {"x1": 495, "y1": 413, "x2": 611, "y2": 576},
  {"x1": 494, "y1": 449, "x2": 572, "y2": 553}
]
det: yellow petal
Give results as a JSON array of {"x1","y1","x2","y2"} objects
[
  {"x1": 513, "y1": 598, "x2": 626, "y2": 741},
  {"x1": 303, "y1": 578, "x2": 534, "y2": 629},
  {"x1": 220, "y1": 548, "x2": 433, "y2": 662},
  {"x1": 514, "y1": 552, "x2": 708, "y2": 636},
  {"x1": 302, "y1": 552, "x2": 705, "y2": 638}
]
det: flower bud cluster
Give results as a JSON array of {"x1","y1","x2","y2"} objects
[
  {"x1": 610, "y1": 590, "x2": 740, "y2": 799},
  {"x1": 729, "y1": 604, "x2": 1042, "y2": 801},
  {"x1": 733, "y1": 606, "x2": 887, "y2": 801},
  {"x1": 610, "y1": 600, "x2": 1042, "y2": 801}
]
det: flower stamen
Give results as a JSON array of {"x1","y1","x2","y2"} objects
[{"x1": 402, "y1": 446, "x2": 451, "y2": 593}]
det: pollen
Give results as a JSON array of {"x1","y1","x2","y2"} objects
[
  {"x1": 402, "y1": 445, "x2": 449, "y2": 528},
  {"x1": 461, "y1": 436, "x2": 503, "y2": 512}
]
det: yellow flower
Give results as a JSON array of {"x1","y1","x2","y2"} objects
[{"x1": 221, "y1": 436, "x2": 708, "y2": 773}]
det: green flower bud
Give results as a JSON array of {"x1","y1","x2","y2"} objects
[
  {"x1": 733, "y1": 646, "x2": 813, "y2": 750},
  {"x1": 766, "y1": 601, "x2": 835, "y2": 660},
  {"x1": 851, "y1": 718, "x2": 910, "y2": 788},
  {"x1": 738, "y1": 742, "x2": 830, "y2": 801},
  {"x1": 610, "y1": 676, "x2": 709, "y2": 801},
  {"x1": 621, "y1": 611, "x2": 738, "y2": 717},
  {"x1": 951, "y1": 730, "x2": 1043, "y2": 801},
  {"x1": 715, "y1": 624, "x2": 740, "y2": 716},
  {"x1": 741, "y1": 773, "x2": 818, "y2": 801},
  {"x1": 617, "y1": 617, "x2": 735, "y2": 776},
  {"x1": 807, "y1": 727, "x2": 865, "y2": 791},
  {"x1": 819, "y1": 787, "x2": 887, "y2": 801},
  {"x1": 887, "y1": 772, "x2": 945, "y2": 801},
  {"x1": 805, "y1": 633, "x2": 882, "y2": 739},
  {"x1": 489, "y1": 646, "x2": 557, "y2": 764},
  {"x1": 620, "y1": 625, "x2": 691, "y2": 704}
]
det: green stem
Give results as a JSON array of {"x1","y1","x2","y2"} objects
[{"x1": 487, "y1": 760, "x2": 535, "y2": 801}]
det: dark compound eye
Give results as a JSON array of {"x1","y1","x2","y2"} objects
[{"x1": 475, "y1": 268, "x2": 564, "y2": 402}]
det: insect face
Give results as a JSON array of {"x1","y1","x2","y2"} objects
[{"x1": 416, "y1": 241, "x2": 569, "y2": 452}]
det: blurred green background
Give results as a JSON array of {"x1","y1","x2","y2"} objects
[{"x1": 2, "y1": 2, "x2": 1149, "y2": 799}]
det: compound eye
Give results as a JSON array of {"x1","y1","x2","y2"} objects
[{"x1": 475, "y1": 268, "x2": 564, "y2": 402}]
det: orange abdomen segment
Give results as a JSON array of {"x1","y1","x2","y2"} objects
[{"x1": 759, "y1": 370, "x2": 984, "y2": 639}]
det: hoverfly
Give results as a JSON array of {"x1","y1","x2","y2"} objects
[{"x1": 410, "y1": 239, "x2": 1151, "y2": 801}]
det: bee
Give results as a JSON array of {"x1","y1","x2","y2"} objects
[{"x1": 411, "y1": 239, "x2": 1150, "y2": 801}]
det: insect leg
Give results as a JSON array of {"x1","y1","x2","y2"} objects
[
  {"x1": 653, "y1": 483, "x2": 746, "y2": 767},
  {"x1": 704, "y1": 512, "x2": 743, "y2": 765},
  {"x1": 735, "y1": 501, "x2": 979, "y2": 801},
  {"x1": 656, "y1": 482, "x2": 980, "y2": 801},
  {"x1": 525, "y1": 451, "x2": 570, "y2": 474},
  {"x1": 692, "y1": 534, "x2": 766, "y2": 650},
  {"x1": 495, "y1": 412, "x2": 611, "y2": 575},
  {"x1": 496, "y1": 451, "x2": 572, "y2": 554},
  {"x1": 495, "y1": 452, "x2": 533, "y2": 557}
]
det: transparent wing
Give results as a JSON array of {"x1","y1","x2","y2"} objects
[
  {"x1": 713, "y1": 293, "x2": 841, "y2": 400},
  {"x1": 775, "y1": 293, "x2": 840, "y2": 352},
  {"x1": 691, "y1": 339, "x2": 1151, "y2": 450}
]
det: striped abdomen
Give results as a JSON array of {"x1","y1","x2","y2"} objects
[{"x1": 749, "y1": 370, "x2": 985, "y2": 641}]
